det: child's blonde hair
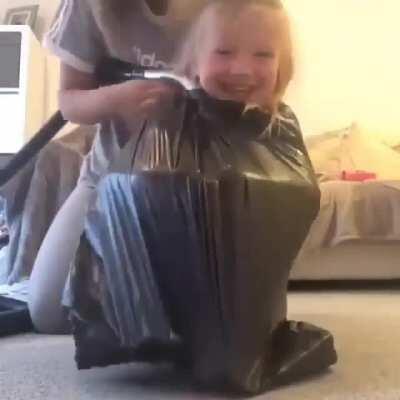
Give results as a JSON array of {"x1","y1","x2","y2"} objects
[{"x1": 174, "y1": 0, "x2": 294, "y2": 114}]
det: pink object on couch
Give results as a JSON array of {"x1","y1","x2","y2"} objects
[{"x1": 341, "y1": 170, "x2": 376, "y2": 181}]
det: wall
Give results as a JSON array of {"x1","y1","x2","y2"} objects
[
  {"x1": 1, "y1": 0, "x2": 400, "y2": 140},
  {"x1": 284, "y1": 0, "x2": 400, "y2": 140},
  {"x1": 0, "y1": 0, "x2": 58, "y2": 39}
]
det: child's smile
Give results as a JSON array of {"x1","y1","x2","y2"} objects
[{"x1": 217, "y1": 80, "x2": 258, "y2": 102}]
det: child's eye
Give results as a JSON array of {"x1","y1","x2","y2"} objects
[
  {"x1": 254, "y1": 51, "x2": 274, "y2": 58},
  {"x1": 215, "y1": 48, "x2": 233, "y2": 56}
]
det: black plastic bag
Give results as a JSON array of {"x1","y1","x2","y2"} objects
[
  {"x1": 0, "y1": 296, "x2": 33, "y2": 336},
  {"x1": 68, "y1": 89, "x2": 337, "y2": 395}
]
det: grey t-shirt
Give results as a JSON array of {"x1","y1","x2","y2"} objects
[{"x1": 44, "y1": 0, "x2": 190, "y2": 187}]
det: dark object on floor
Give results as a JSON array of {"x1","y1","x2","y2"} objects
[
  {"x1": 0, "y1": 296, "x2": 34, "y2": 336},
  {"x1": 69, "y1": 89, "x2": 337, "y2": 395}
]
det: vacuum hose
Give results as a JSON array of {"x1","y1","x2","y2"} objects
[
  {"x1": 0, "y1": 111, "x2": 67, "y2": 187},
  {"x1": 0, "y1": 58, "x2": 189, "y2": 188}
]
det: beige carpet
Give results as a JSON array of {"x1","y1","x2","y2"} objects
[{"x1": 0, "y1": 289, "x2": 399, "y2": 400}]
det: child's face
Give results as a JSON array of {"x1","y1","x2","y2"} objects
[{"x1": 197, "y1": 5, "x2": 283, "y2": 108}]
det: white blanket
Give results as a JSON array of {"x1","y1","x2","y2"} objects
[{"x1": 0, "y1": 279, "x2": 29, "y2": 302}]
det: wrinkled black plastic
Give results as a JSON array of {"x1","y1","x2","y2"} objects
[
  {"x1": 0, "y1": 297, "x2": 33, "y2": 336},
  {"x1": 69, "y1": 89, "x2": 337, "y2": 395}
]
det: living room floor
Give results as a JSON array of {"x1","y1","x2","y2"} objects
[{"x1": 1, "y1": 287, "x2": 399, "y2": 400}]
